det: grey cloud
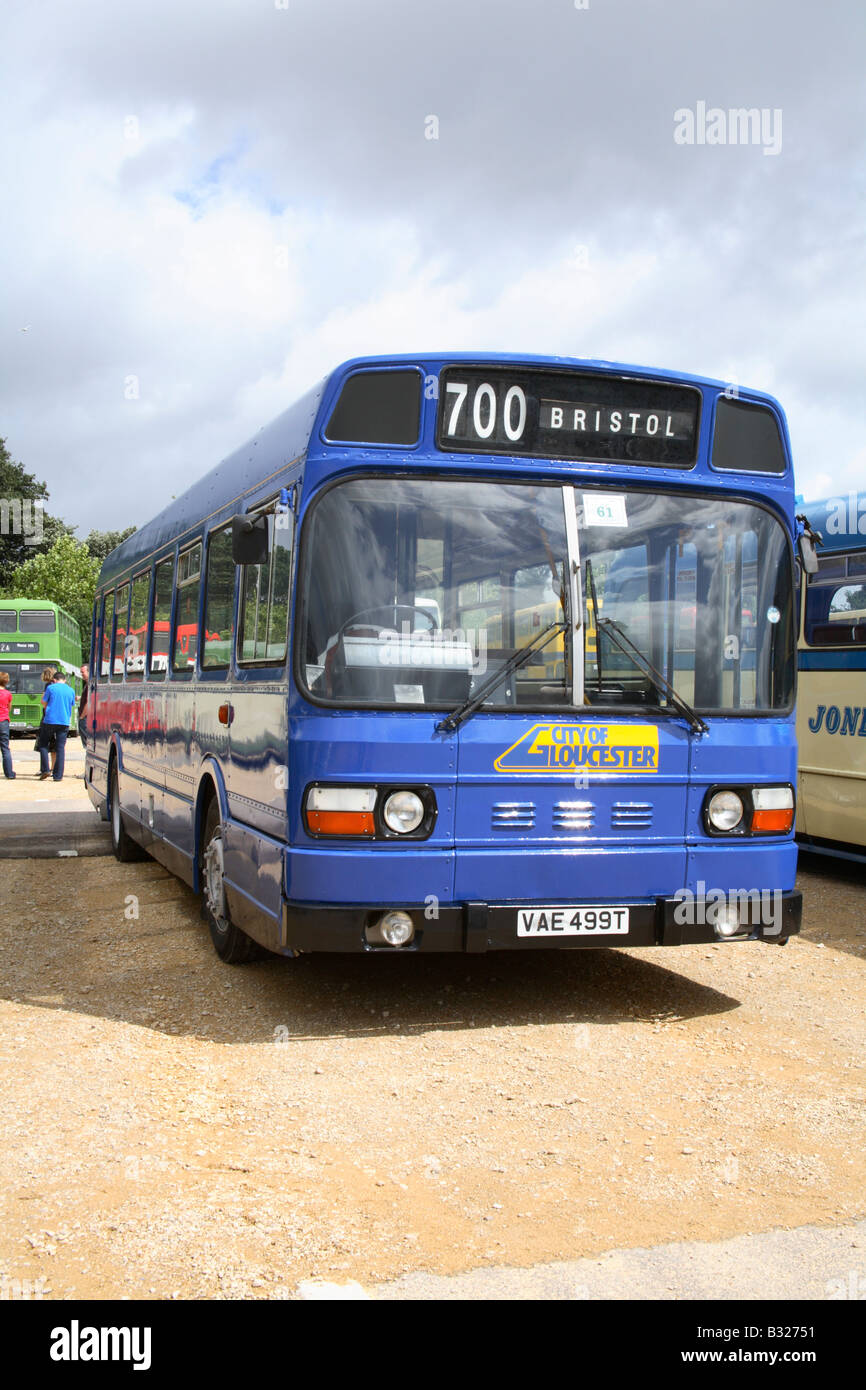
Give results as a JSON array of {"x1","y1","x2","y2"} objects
[{"x1": 0, "y1": 0, "x2": 863, "y2": 528}]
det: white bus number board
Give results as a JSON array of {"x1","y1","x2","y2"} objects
[{"x1": 436, "y1": 367, "x2": 699, "y2": 466}]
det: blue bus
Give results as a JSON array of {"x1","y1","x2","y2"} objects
[
  {"x1": 796, "y1": 491, "x2": 866, "y2": 860},
  {"x1": 85, "y1": 354, "x2": 805, "y2": 962}
]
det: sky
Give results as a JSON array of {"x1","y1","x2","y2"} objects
[{"x1": 1, "y1": 0, "x2": 864, "y2": 533}]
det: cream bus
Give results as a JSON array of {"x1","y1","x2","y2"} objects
[{"x1": 797, "y1": 493, "x2": 866, "y2": 859}]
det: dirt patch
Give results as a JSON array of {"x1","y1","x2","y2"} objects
[{"x1": 0, "y1": 855, "x2": 863, "y2": 1299}]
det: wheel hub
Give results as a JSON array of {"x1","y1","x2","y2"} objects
[{"x1": 204, "y1": 833, "x2": 230, "y2": 931}]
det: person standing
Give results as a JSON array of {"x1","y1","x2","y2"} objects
[
  {"x1": 0, "y1": 671, "x2": 15, "y2": 779},
  {"x1": 35, "y1": 667, "x2": 58, "y2": 776},
  {"x1": 78, "y1": 664, "x2": 90, "y2": 744},
  {"x1": 39, "y1": 671, "x2": 76, "y2": 782}
]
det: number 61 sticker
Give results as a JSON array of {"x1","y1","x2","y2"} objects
[{"x1": 582, "y1": 493, "x2": 628, "y2": 527}]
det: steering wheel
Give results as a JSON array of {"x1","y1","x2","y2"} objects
[{"x1": 336, "y1": 604, "x2": 438, "y2": 641}]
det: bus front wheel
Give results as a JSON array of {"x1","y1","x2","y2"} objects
[{"x1": 201, "y1": 799, "x2": 257, "y2": 964}]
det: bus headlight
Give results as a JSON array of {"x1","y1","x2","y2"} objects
[
  {"x1": 703, "y1": 785, "x2": 795, "y2": 836},
  {"x1": 382, "y1": 790, "x2": 425, "y2": 834},
  {"x1": 707, "y1": 790, "x2": 745, "y2": 832}
]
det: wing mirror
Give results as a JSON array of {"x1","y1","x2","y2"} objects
[
  {"x1": 231, "y1": 513, "x2": 268, "y2": 565},
  {"x1": 795, "y1": 515, "x2": 822, "y2": 576}
]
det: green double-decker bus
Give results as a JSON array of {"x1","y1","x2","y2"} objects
[{"x1": 0, "y1": 599, "x2": 83, "y2": 734}]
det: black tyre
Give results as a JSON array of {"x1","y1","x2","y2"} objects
[
  {"x1": 201, "y1": 798, "x2": 258, "y2": 964},
  {"x1": 109, "y1": 760, "x2": 147, "y2": 862}
]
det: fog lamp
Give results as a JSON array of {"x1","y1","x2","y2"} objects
[{"x1": 713, "y1": 904, "x2": 742, "y2": 938}]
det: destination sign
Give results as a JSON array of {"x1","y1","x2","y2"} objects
[
  {"x1": 0, "y1": 642, "x2": 39, "y2": 653},
  {"x1": 437, "y1": 367, "x2": 699, "y2": 465}
]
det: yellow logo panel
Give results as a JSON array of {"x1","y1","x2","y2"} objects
[{"x1": 494, "y1": 723, "x2": 659, "y2": 774}]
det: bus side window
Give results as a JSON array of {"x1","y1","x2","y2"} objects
[
  {"x1": 100, "y1": 592, "x2": 114, "y2": 681},
  {"x1": 173, "y1": 544, "x2": 202, "y2": 673},
  {"x1": 127, "y1": 571, "x2": 151, "y2": 682},
  {"x1": 150, "y1": 557, "x2": 174, "y2": 679},
  {"x1": 111, "y1": 584, "x2": 129, "y2": 682},
  {"x1": 238, "y1": 507, "x2": 292, "y2": 664},
  {"x1": 806, "y1": 576, "x2": 866, "y2": 646},
  {"x1": 202, "y1": 527, "x2": 235, "y2": 670},
  {"x1": 89, "y1": 599, "x2": 98, "y2": 674}
]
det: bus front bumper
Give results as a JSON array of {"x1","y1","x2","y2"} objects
[{"x1": 281, "y1": 891, "x2": 803, "y2": 953}]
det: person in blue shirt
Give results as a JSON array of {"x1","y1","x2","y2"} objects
[{"x1": 40, "y1": 672, "x2": 76, "y2": 782}]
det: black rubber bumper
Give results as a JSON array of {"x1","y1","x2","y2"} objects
[{"x1": 282, "y1": 891, "x2": 803, "y2": 953}]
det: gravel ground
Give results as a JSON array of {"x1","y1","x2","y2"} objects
[{"x1": 0, "y1": 847, "x2": 863, "y2": 1300}]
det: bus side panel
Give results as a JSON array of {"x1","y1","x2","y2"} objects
[
  {"x1": 796, "y1": 661, "x2": 866, "y2": 847},
  {"x1": 110, "y1": 729, "x2": 157, "y2": 859},
  {"x1": 225, "y1": 685, "x2": 290, "y2": 841},
  {"x1": 194, "y1": 684, "x2": 231, "y2": 831},
  {"x1": 117, "y1": 689, "x2": 148, "y2": 838},
  {"x1": 139, "y1": 685, "x2": 167, "y2": 847},
  {"x1": 798, "y1": 769, "x2": 866, "y2": 845},
  {"x1": 145, "y1": 826, "x2": 196, "y2": 887},
  {"x1": 88, "y1": 685, "x2": 116, "y2": 811},
  {"x1": 287, "y1": 709, "x2": 457, "y2": 907},
  {"x1": 223, "y1": 820, "x2": 284, "y2": 949},
  {"x1": 160, "y1": 686, "x2": 197, "y2": 861}
]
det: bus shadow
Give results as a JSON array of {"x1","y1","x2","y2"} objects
[
  {"x1": 258, "y1": 948, "x2": 740, "y2": 1042},
  {"x1": 796, "y1": 849, "x2": 866, "y2": 960},
  {"x1": 2, "y1": 909, "x2": 741, "y2": 1043}
]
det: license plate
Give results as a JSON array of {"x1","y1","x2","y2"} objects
[{"x1": 516, "y1": 906, "x2": 630, "y2": 937}]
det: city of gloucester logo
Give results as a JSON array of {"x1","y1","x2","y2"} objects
[{"x1": 494, "y1": 723, "x2": 659, "y2": 773}]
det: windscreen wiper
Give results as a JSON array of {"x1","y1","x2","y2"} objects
[
  {"x1": 596, "y1": 616, "x2": 708, "y2": 735},
  {"x1": 585, "y1": 556, "x2": 602, "y2": 694},
  {"x1": 436, "y1": 619, "x2": 566, "y2": 734}
]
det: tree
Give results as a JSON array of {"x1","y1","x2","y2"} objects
[
  {"x1": 7, "y1": 534, "x2": 101, "y2": 651},
  {"x1": 0, "y1": 437, "x2": 73, "y2": 585},
  {"x1": 84, "y1": 526, "x2": 136, "y2": 563},
  {"x1": 836, "y1": 584, "x2": 866, "y2": 613}
]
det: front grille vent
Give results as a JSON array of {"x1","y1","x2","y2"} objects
[
  {"x1": 553, "y1": 800, "x2": 595, "y2": 831},
  {"x1": 611, "y1": 800, "x2": 653, "y2": 830},
  {"x1": 491, "y1": 801, "x2": 536, "y2": 830}
]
